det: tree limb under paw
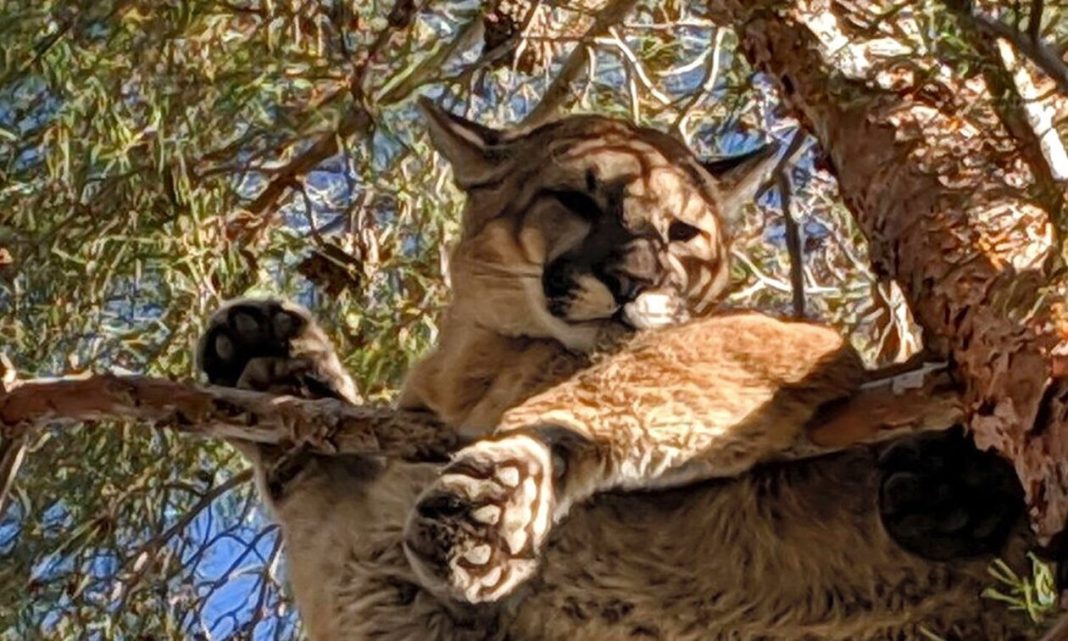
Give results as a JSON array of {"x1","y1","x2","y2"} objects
[
  {"x1": 0, "y1": 374, "x2": 460, "y2": 461},
  {"x1": 0, "y1": 364, "x2": 966, "y2": 465}
]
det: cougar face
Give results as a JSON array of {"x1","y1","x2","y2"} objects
[{"x1": 422, "y1": 98, "x2": 778, "y2": 350}]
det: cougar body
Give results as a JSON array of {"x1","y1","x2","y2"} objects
[
  {"x1": 392, "y1": 104, "x2": 976, "y2": 605},
  {"x1": 197, "y1": 103, "x2": 1041, "y2": 640},
  {"x1": 268, "y1": 447, "x2": 1035, "y2": 641}
]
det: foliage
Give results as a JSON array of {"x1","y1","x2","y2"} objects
[
  {"x1": 984, "y1": 554, "x2": 1061, "y2": 624},
  {"x1": 0, "y1": 0, "x2": 1064, "y2": 638}
]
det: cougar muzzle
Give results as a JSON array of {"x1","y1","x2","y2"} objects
[{"x1": 542, "y1": 234, "x2": 687, "y2": 330}]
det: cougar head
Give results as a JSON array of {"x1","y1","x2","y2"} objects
[{"x1": 421, "y1": 97, "x2": 778, "y2": 351}]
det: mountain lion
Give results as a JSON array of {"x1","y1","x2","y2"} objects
[{"x1": 197, "y1": 102, "x2": 1038, "y2": 640}]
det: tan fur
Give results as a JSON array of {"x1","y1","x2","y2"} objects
[
  {"x1": 198, "y1": 106, "x2": 1045, "y2": 640},
  {"x1": 269, "y1": 450, "x2": 1038, "y2": 641},
  {"x1": 497, "y1": 312, "x2": 865, "y2": 483},
  {"x1": 395, "y1": 108, "x2": 941, "y2": 604},
  {"x1": 397, "y1": 105, "x2": 752, "y2": 436},
  {"x1": 404, "y1": 309, "x2": 952, "y2": 602},
  {"x1": 398, "y1": 305, "x2": 588, "y2": 440}
]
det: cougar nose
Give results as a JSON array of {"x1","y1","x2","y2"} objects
[{"x1": 602, "y1": 239, "x2": 661, "y2": 303}]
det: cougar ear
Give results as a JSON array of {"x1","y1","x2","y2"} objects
[
  {"x1": 418, "y1": 96, "x2": 506, "y2": 189},
  {"x1": 701, "y1": 141, "x2": 781, "y2": 219}
]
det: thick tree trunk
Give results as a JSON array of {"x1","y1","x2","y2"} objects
[{"x1": 719, "y1": 1, "x2": 1068, "y2": 539}]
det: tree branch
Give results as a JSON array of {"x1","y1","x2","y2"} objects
[
  {"x1": 968, "y1": 8, "x2": 1068, "y2": 96},
  {"x1": 521, "y1": 0, "x2": 640, "y2": 128},
  {"x1": 0, "y1": 375, "x2": 459, "y2": 462},
  {"x1": 230, "y1": 103, "x2": 374, "y2": 242},
  {"x1": 808, "y1": 362, "x2": 963, "y2": 448},
  {"x1": 771, "y1": 131, "x2": 809, "y2": 318},
  {"x1": 228, "y1": 0, "x2": 432, "y2": 242},
  {"x1": 0, "y1": 431, "x2": 27, "y2": 516},
  {"x1": 729, "y1": 2, "x2": 1068, "y2": 537},
  {"x1": 1028, "y1": 0, "x2": 1045, "y2": 44},
  {"x1": 1, "y1": 365, "x2": 964, "y2": 466}
]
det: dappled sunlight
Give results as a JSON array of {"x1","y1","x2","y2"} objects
[{"x1": 1, "y1": 0, "x2": 1066, "y2": 638}]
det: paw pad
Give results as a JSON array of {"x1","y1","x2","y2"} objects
[
  {"x1": 196, "y1": 298, "x2": 357, "y2": 402},
  {"x1": 878, "y1": 428, "x2": 1023, "y2": 560},
  {"x1": 404, "y1": 434, "x2": 556, "y2": 603},
  {"x1": 198, "y1": 299, "x2": 309, "y2": 387}
]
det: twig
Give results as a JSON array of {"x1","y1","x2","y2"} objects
[
  {"x1": 0, "y1": 432, "x2": 27, "y2": 516},
  {"x1": 232, "y1": 101, "x2": 373, "y2": 242},
  {"x1": 441, "y1": 2, "x2": 543, "y2": 89},
  {"x1": 806, "y1": 363, "x2": 962, "y2": 448},
  {"x1": 106, "y1": 469, "x2": 255, "y2": 610},
  {"x1": 597, "y1": 28, "x2": 672, "y2": 106},
  {"x1": 772, "y1": 132, "x2": 810, "y2": 318},
  {"x1": 730, "y1": 248, "x2": 838, "y2": 296},
  {"x1": 0, "y1": 354, "x2": 24, "y2": 516},
  {"x1": 674, "y1": 27, "x2": 726, "y2": 142},
  {"x1": 376, "y1": 10, "x2": 486, "y2": 105},
  {"x1": 521, "y1": 0, "x2": 640, "y2": 128},
  {"x1": 969, "y1": 8, "x2": 1068, "y2": 95},
  {"x1": 1027, "y1": 0, "x2": 1044, "y2": 44},
  {"x1": 996, "y1": 39, "x2": 1068, "y2": 181}
]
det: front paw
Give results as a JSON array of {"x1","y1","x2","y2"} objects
[
  {"x1": 877, "y1": 427, "x2": 1023, "y2": 560},
  {"x1": 197, "y1": 297, "x2": 357, "y2": 402},
  {"x1": 404, "y1": 433, "x2": 556, "y2": 603}
]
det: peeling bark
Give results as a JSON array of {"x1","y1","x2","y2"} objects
[
  {"x1": 0, "y1": 375, "x2": 458, "y2": 462},
  {"x1": 721, "y1": 0, "x2": 1068, "y2": 538},
  {"x1": 0, "y1": 365, "x2": 963, "y2": 510}
]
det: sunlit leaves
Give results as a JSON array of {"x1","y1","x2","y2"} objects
[{"x1": 6, "y1": 0, "x2": 1062, "y2": 637}]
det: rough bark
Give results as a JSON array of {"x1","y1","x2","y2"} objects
[{"x1": 717, "y1": 0, "x2": 1068, "y2": 539}]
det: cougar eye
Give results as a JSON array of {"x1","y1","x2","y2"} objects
[
  {"x1": 553, "y1": 190, "x2": 602, "y2": 220},
  {"x1": 668, "y1": 221, "x2": 701, "y2": 243}
]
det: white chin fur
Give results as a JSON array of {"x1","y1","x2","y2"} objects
[{"x1": 622, "y1": 291, "x2": 684, "y2": 330}]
